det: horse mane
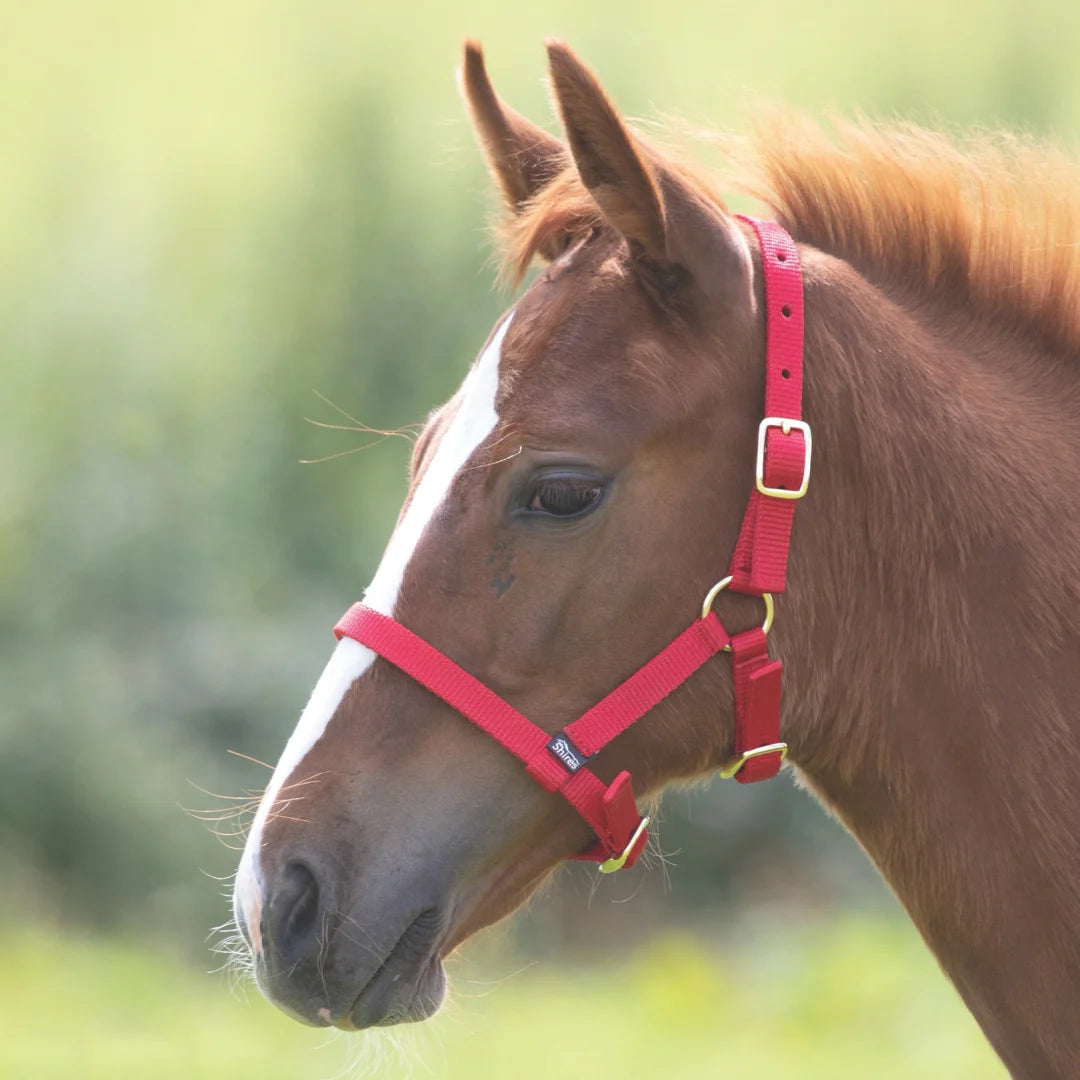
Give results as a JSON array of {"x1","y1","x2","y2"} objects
[{"x1": 503, "y1": 115, "x2": 1080, "y2": 355}]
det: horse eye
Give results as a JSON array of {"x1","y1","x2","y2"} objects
[{"x1": 526, "y1": 477, "x2": 605, "y2": 518}]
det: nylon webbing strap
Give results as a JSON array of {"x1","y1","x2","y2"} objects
[
  {"x1": 564, "y1": 614, "x2": 730, "y2": 754},
  {"x1": 334, "y1": 604, "x2": 732, "y2": 867},
  {"x1": 728, "y1": 215, "x2": 807, "y2": 595},
  {"x1": 730, "y1": 628, "x2": 784, "y2": 784}
]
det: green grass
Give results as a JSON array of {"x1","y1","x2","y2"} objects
[{"x1": 1, "y1": 919, "x2": 1005, "y2": 1079}]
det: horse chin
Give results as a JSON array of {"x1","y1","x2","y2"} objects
[
  {"x1": 345, "y1": 953, "x2": 447, "y2": 1030},
  {"x1": 341, "y1": 907, "x2": 449, "y2": 1029}
]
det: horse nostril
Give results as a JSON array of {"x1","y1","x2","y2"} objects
[{"x1": 267, "y1": 861, "x2": 323, "y2": 964}]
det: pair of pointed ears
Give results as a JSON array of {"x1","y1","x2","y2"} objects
[{"x1": 460, "y1": 40, "x2": 751, "y2": 306}]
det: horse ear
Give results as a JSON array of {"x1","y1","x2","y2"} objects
[
  {"x1": 546, "y1": 40, "x2": 751, "y2": 305},
  {"x1": 546, "y1": 40, "x2": 666, "y2": 260},
  {"x1": 460, "y1": 40, "x2": 567, "y2": 213}
]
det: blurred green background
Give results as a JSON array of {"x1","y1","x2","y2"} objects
[{"x1": 5, "y1": 0, "x2": 1077, "y2": 1075}]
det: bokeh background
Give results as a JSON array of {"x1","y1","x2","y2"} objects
[{"x1": 5, "y1": 1, "x2": 1078, "y2": 1076}]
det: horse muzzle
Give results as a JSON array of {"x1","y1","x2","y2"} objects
[{"x1": 244, "y1": 851, "x2": 449, "y2": 1028}]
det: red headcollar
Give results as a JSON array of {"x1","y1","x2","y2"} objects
[{"x1": 334, "y1": 217, "x2": 810, "y2": 872}]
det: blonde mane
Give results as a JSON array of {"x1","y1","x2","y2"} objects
[{"x1": 504, "y1": 116, "x2": 1080, "y2": 355}]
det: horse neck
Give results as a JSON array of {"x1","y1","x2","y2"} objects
[{"x1": 778, "y1": 250, "x2": 1080, "y2": 1078}]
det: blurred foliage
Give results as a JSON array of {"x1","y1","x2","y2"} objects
[
  {"x1": 1, "y1": 5, "x2": 1078, "y2": 1071},
  {"x1": 1, "y1": 921, "x2": 1006, "y2": 1078}
]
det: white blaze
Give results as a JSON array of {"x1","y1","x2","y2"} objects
[{"x1": 234, "y1": 314, "x2": 513, "y2": 943}]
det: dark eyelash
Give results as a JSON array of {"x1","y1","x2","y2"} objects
[{"x1": 526, "y1": 477, "x2": 605, "y2": 518}]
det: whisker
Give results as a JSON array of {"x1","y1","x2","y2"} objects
[
  {"x1": 206, "y1": 911, "x2": 256, "y2": 992},
  {"x1": 586, "y1": 866, "x2": 603, "y2": 908},
  {"x1": 461, "y1": 443, "x2": 523, "y2": 472},
  {"x1": 275, "y1": 771, "x2": 328, "y2": 793},
  {"x1": 267, "y1": 790, "x2": 317, "y2": 812},
  {"x1": 311, "y1": 390, "x2": 390, "y2": 434},
  {"x1": 334, "y1": 910, "x2": 386, "y2": 956},
  {"x1": 309, "y1": 390, "x2": 421, "y2": 441},
  {"x1": 180, "y1": 784, "x2": 261, "y2": 849},
  {"x1": 185, "y1": 779, "x2": 262, "y2": 803},
  {"x1": 201, "y1": 869, "x2": 239, "y2": 884},
  {"x1": 262, "y1": 813, "x2": 312, "y2": 825},
  {"x1": 610, "y1": 871, "x2": 649, "y2": 904},
  {"x1": 300, "y1": 439, "x2": 396, "y2": 465},
  {"x1": 450, "y1": 959, "x2": 539, "y2": 999},
  {"x1": 304, "y1": 416, "x2": 423, "y2": 437},
  {"x1": 184, "y1": 809, "x2": 255, "y2": 849},
  {"x1": 226, "y1": 749, "x2": 275, "y2": 770},
  {"x1": 317, "y1": 905, "x2": 332, "y2": 1005},
  {"x1": 182, "y1": 805, "x2": 258, "y2": 820}
]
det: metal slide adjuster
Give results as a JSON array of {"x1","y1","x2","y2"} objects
[
  {"x1": 755, "y1": 417, "x2": 812, "y2": 500},
  {"x1": 598, "y1": 815, "x2": 650, "y2": 874},
  {"x1": 719, "y1": 742, "x2": 788, "y2": 779}
]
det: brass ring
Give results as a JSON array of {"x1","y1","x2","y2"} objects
[{"x1": 700, "y1": 576, "x2": 774, "y2": 649}]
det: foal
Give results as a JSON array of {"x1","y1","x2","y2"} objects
[{"x1": 233, "y1": 41, "x2": 1080, "y2": 1078}]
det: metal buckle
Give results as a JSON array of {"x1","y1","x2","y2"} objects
[
  {"x1": 719, "y1": 742, "x2": 788, "y2": 779},
  {"x1": 701, "y1": 576, "x2": 774, "y2": 652},
  {"x1": 755, "y1": 417, "x2": 812, "y2": 500},
  {"x1": 597, "y1": 815, "x2": 650, "y2": 874}
]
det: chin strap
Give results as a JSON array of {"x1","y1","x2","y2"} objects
[{"x1": 333, "y1": 217, "x2": 809, "y2": 871}]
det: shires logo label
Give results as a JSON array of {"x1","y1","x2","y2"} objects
[{"x1": 547, "y1": 733, "x2": 587, "y2": 772}]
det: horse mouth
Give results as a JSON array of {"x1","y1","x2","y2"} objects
[{"x1": 337, "y1": 907, "x2": 447, "y2": 1029}]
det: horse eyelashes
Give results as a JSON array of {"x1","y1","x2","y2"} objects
[{"x1": 526, "y1": 477, "x2": 605, "y2": 517}]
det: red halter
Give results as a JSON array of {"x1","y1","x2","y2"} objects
[{"x1": 334, "y1": 217, "x2": 810, "y2": 872}]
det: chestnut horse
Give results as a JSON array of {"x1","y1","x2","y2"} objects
[{"x1": 233, "y1": 41, "x2": 1080, "y2": 1078}]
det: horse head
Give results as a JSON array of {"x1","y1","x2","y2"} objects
[{"x1": 234, "y1": 40, "x2": 782, "y2": 1030}]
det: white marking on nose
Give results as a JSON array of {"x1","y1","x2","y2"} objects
[{"x1": 234, "y1": 313, "x2": 514, "y2": 943}]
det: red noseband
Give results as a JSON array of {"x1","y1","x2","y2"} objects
[{"x1": 334, "y1": 217, "x2": 809, "y2": 872}]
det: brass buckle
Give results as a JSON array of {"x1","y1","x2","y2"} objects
[
  {"x1": 755, "y1": 417, "x2": 812, "y2": 500},
  {"x1": 719, "y1": 742, "x2": 788, "y2": 779},
  {"x1": 701, "y1": 576, "x2": 774, "y2": 652},
  {"x1": 598, "y1": 815, "x2": 650, "y2": 874}
]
